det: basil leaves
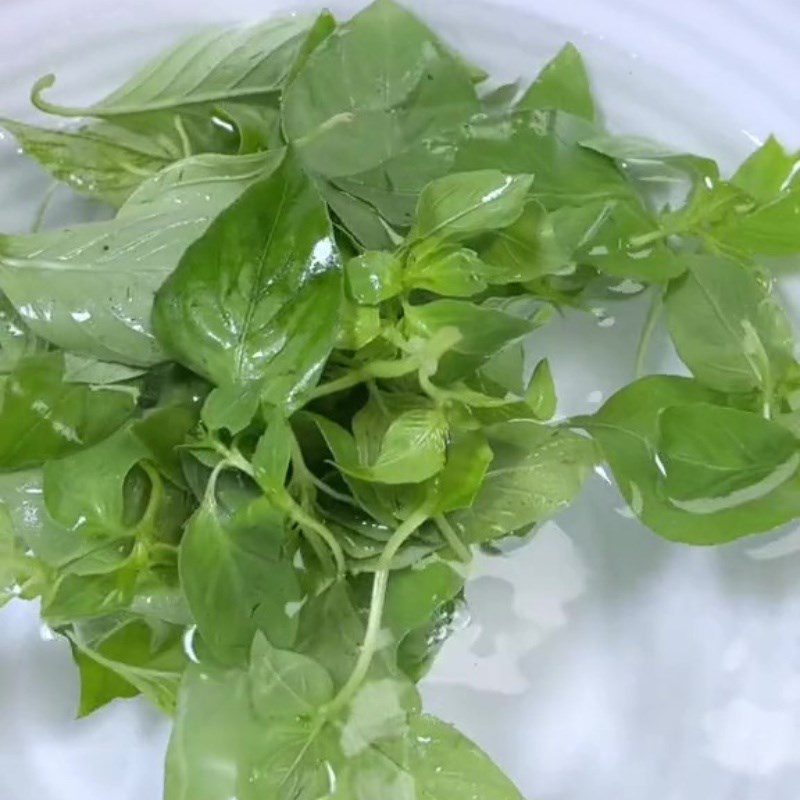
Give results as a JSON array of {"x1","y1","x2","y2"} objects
[{"x1": 2, "y1": 2, "x2": 800, "y2": 798}]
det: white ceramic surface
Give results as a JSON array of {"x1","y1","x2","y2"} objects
[{"x1": 1, "y1": 2, "x2": 799, "y2": 799}]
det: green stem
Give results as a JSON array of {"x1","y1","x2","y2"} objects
[
  {"x1": 628, "y1": 229, "x2": 669, "y2": 249},
  {"x1": 434, "y1": 515, "x2": 472, "y2": 563},
  {"x1": 635, "y1": 287, "x2": 664, "y2": 378},
  {"x1": 215, "y1": 441, "x2": 347, "y2": 576},
  {"x1": 290, "y1": 435, "x2": 357, "y2": 507},
  {"x1": 279, "y1": 493, "x2": 346, "y2": 578},
  {"x1": 308, "y1": 357, "x2": 420, "y2": 401},
  {"x1": 32, "y1": 182, "x2": 58, "y2": 233},
  {"x1": 325, "y1": 505, "x2": 430, "y2": 715}
]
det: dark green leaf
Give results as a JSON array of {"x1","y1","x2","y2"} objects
[
  {"x1": 71, "y1": 620, "x2": 185, "y2": 716},
  {"x1": 43, "y1": 424, "x2": 149, "y2": 539},
  {"x1": 477, "y1": 201, "x2": 567, "y2": 283},
  {"x1": 0, "y1": 353, "x2": 134, "y2": 471},
  {"x1": 154, "y1": 153, "x2": 342, "y2": 421}
]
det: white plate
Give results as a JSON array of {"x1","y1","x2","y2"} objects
[{"x1": 1, "y1": 2, "x2": 799, "y2": 799}]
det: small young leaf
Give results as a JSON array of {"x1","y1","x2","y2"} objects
[
  {"x1": 405, "y1": 246, "x2": 488, "y2": 298},
  {"x1": 336, "y1": 300, "x2": 382, "y2": 351},
  {"x1": 345, "y1": 409, "x2": 448, "y2": 485},
  {"x1": 252, "y1": 413, "x2": 294, "y2": 493},
  {"x1": 346, "y1": 251, "x2": 402, "y2": 304},
  {"x1": 477, "y1": 201, "x2": 567, "y2": 283},
  {"x1": 433, "y1": 430, "x2": 493, "y2": 513},
  {"x1": 525, "y1": 358, "x2": 557, "y2": 420},
  {"x1": 405, "y1": 299, "x2": 534, "y2": 380},
  {"x1": 731, "y1": 136, "x2": 799, "y2": 204},
  {"x1": 410, "y1": 171, "x2": 533, "y2": 243}
]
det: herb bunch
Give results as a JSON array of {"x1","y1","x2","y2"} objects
[{"x1": 1, "y1": 2, "x2": 800, "y2": 797}]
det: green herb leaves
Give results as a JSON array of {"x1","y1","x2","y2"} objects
[
  {"x1": 665, "y1": 256, "x2": 793, "y2": 398},
  {"x1": 3, "y1": 3, "x2": 800, "y2": 799},
  {"x1": 154, "y1": 152, "x2": 342, "y2": 427}
]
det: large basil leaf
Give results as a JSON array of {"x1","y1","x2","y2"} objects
[
  {"x1": 656, "y1": 404, "x2": 800, "y2": 510},
  {"x1": 582, "y1": 376, "x2": 800, "y2": 543},
  {"x1": 33, "y1": 17, "x2": 316, "y2": 119},
  {"x1": 179, "y1": 494, "x2": 302, "y2": 665},
  {"x1": 665, "y1": 256, "x2": 794, "y2": 395},
  {"x1": 0, "y1": 151, "x2": 281, "y2": 365},
  {"x1": 154, "y1": 153, "x2": 342, "y2": 423},
  {"x1": 448, "y1": 427, "x2": 595, "y2": 543},
  {"x1": 283, "y1": 0, "x2": 480, "y2": 228},
  {"x1": 284, "y1": 0, "x2": 477, "y2": 178}
]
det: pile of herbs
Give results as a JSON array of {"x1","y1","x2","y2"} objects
[{"x1": 2, "y1": 1, "x2": 800, "y2": 797}]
